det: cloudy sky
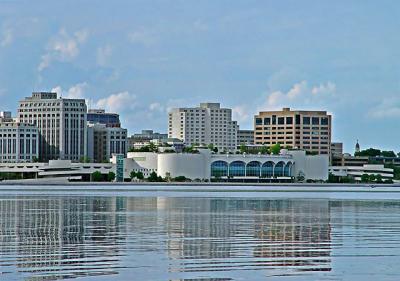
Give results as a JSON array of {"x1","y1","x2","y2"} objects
[{"x1": 0, "y1": 0, "x2": 399, "y2": 153}]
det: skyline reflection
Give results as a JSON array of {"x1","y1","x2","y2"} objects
[{"x1": 0, "y1": 196, "x2": 399, "y2": 280}]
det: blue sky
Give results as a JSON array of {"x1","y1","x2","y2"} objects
[{"x1": 0, "y1": 0, "x2": 399, "y2": 153}]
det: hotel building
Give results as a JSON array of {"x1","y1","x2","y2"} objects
[
  {"x1": 18, "y1": 92, "x2": 87, "y2": 162},
  {"x1": 168, "y1": 103, "x2": 238, "y2": 152},
  {"x1": 254, "y1": 108, "x2": 331, "y2": 155},
  {"x1": 0, "y1": 111, "x2": 39, "y2": 163},
  {"x1": 87, "y1": 123, "x2": 127, "y2": 163}
]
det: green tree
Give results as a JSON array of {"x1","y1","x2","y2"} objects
[
  {"x1": 239, "y1": 144, "x2": 247, "y2": 154},
  {"x1": 173, "y1": 176, "x2": 188, "y2": 182},
  {"x1": 80, "y1": 156, "x2": 91, "y2": 163},
  {"x1": 296, "y1": 171, "x2": 305, "y2": 182},
  {"x1": 91, "y1": 171, "x2": 103, "y2": 182},
  {"x1": 369, "y1": 174, "x2": 376, "y2": 182},
  {"x1": 136, "y1": 171, "x2": 144, "y2": 180},
  {"x1": 360, "y1": 174, "x2": 370, "y2": 183},
  {"x1": 355, "y1": 148, "x2": 381, "y2": 157},
  {"x1": 381, "y1": 151, "x2": 396, "y2": 158},
  {"x1": 260, "y1": 146, "x2": 269, "y2": 154},
  {"x1": 147, "y1": 171, "x2": 164, "y2": 182},
  {"x1": 270, "y1": 143, "x2": 281, "y2": 155},
  {"x1": 375, "y1": 174, "x2": 383, "y2": 183},
  {"x1": 107, "y1": 171, "x2": 116, "y2": 182},
  {"x1": 130, "y1": 171, "x2": 137, "y2": 180}
]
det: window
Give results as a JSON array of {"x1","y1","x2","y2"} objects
[
  {"x1": 295, "y1": 114, "x2": 301, "y2": 125},
  {"x1": 278, "y1": 117, "x2": 285, "y2": 125},
  {"x1": 272, "y1": 115, "x2": 276, "y2": 125},
  {"x1": 255, "y1": 118, "x2": 262, "y2": 125},
  {"x1": 321, "y1": 117, "x2": 329, "y2": 125},
  {"x1": 264, "y1": 117, "x2": 270, "y2": 125},
  {"x1": 286, "y1": 117, "x2": 293, "y2": 124},
  {"x1": 303, "y1": 117, "x2": 310, "y2": 124},
  {"x1": 312, "y1": 117, "x2": 319, "y2": 125}
]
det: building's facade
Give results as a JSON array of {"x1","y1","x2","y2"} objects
[
  {"x1": 168, "y1": 103, "x2": 238, "y2": 152},
  {"x1": 121, "y1": 149, "x2": 329, "y2": 182},
  {"x1": 0, "y1": 111, "x2": 39, "y2": 163},
  {"x1": 237, "y1": 129, "x2": 254, "y2": 145},
  {"x1": 331, "y1": 142, "x2": 343, "y2": 158},
  {"x1": 331, "y1": 154, "x2": 369, "y2": 167},
  {"x1": 329, "y1": 164, "x2": 394, "y2": 182},
  {"x1": 128, "y1": 130, "x2": 168, "y2": 150},
  {"x1": 87, "y1": 123, "x2": 127, "y2": 163},
  {"x1": 254, "y1": 108, "x2": 331, "y2": 156},
  {"x1": 87, "y1": 109, "x2": 121, "y2": 128},
  {"x1": 18, "y1": 92, "x2": 87, "y2": 162}
]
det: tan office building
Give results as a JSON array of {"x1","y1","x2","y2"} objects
[{"x1": 254, "y1": 108, "x2": 331, "y2": 155}]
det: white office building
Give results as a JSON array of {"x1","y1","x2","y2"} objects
[
  {"x1": 168, "y1": 103, "x2": 238, "y2": 152},
  {"x1": 87, "y1": 123, "x2": 127, "y2": 163},
  {"x1": 0, "y1": 111, "x2": 39, "y2": 163},
  {"x1": 18, "y1": 92, "x2": 87, "y2": 162}
]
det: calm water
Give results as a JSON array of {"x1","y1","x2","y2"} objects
[{"x1": 0, "y1": 194, "x2": 400, "y2": 280}]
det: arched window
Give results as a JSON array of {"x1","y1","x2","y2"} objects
[
  {"x1": 261, "y1": 161, "x2": 274, "y2": 178},
  {"x1": 211, "y1": 161, "x2": 228, "y2": 177},
  {"x1": 229, "y1": 161, "x2": 246, "y2": 177},
  {"x1": 274, "y1": 161, "x2": 285, "y2": 177},
  {"x1": 246, "y1": 161, "x2": 261, "y2": 177},
  {"x1": 284, "y1": 162, "x2": 292, "y2": 177}
]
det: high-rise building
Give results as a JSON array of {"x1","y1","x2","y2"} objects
[
  {"x1": 87, "y1": 123, "x2": 127, "y2": 163},
  {"x1": 0, "y1": 111, "x2": 39, "y2": 163},
  {"x1": 168, "y1": 103, "x2": 238, "y2": 152},
  {"x1": 18, "y1": 92, "x2": 87, "y2": 162},
  {"x1": 254, "y1": 108, "x2": 331, "y2": 155},
  {"x1": 87, "y1": 109, "x2": 121, "y2": 128},
  {"x1": 237, "y1": 129, "x2": 254, "y2": 145}
]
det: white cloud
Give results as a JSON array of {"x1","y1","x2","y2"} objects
[
  {"x1": 311, "y1": 82, "x2": 336, "y2": 95},
  {"x1": 96, "y1": 91, "x2": 137, "y2": 113},
  {"x1": 51, "y1": 82, "x2": 88, "y2": 99},
  {"x1": 368, "y1": 98, "x2": 400, "y2": 118},
  {"x1": 96, "y1": 45, "x2": 112, "y2": 66},
  {"x1": 38, "y1": 28, "x2": 89, "y2": 71},
  {"x1": 232, "y1": 105, "x2": 250, "y2": 125},
  {"x1": 128, "y1": 30, "x2": 157, "y2": 46},
  {"x1": 149, "y1": 102, "x2": 164, "y2": 113},
  {"x1": 259, "y1": 80, "x2": 336, "y2": 111},
  {"x1": 0, "y1": 28, "x2": 13, "y2": 47}
]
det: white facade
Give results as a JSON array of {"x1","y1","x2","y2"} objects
[
  {"x1": 124, "y1": 149, "x2": 328, "y2": 181},
  {"x1": 0, "y1": 112, "x2": 39, "y2": 163},
  {"x1": 237, "y1": 129, "x2": 254, "y2": 145},
  {"x1": 18, "y1": 92, "x2": 87, "y2": 162},
  {"x1": 87, "y1": 123, "x2": 127, "y2": 163},
  {"x1": 168, "y1": 103, "x2": 238, "y2": 152},
  {"x1": 329, "y1": 164, "x2": 394, "y2": 181}
]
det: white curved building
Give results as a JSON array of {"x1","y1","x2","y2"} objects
[{"x1": 124, "y1": 149, "x2": 328, "y2": 182}]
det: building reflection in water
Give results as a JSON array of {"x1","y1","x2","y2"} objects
[
  {"x1": 3, "y1": 196, "x2": 395, "y2": 280},
  {"x1": 160, "y1": 198, "x2": 332, "y2": 275},
  {"x1": 0, "y1": 196, "x2": 127, "y2": 280}
]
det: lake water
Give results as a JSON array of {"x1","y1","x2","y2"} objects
[{"x1": 0, "y1": 193, "x2": 400, "y2": 280}]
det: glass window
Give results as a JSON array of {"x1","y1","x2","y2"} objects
[
  {"x1": 303, "y1": 117, "x2": 310, "y2": 125},
  {"x1": 255, "y1": 118, "x2": 262, "y2": 125},
  {"x1": 312, "y1": 117, "x2": 319, "y2": 125},
  {"x1": 278, "y1": 117, "x2": 285, "y2": 125},
  {"x1": 321, "y1": 117, "x2": 329, "y2": 125},
  {"x1": 295, "y1": 114, "x2": 300, "y2": 125},
  {"x1": 286, "y1": 117, "x2": 293, "y2": 124},
  {"x1": 263, "y1": 117, "x2": 270, "y2": 125}
]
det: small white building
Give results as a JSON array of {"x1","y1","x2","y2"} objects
[{"x1": 329, "y1": 164, "x2": 394, "y2": 181}]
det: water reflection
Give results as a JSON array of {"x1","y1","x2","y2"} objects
[{"x1": 0, "y1": 196, "x2": 399, "y2": 280}]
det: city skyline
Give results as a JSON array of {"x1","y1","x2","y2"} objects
[{"x1": 0, "y1": 1, "x2": 399, "y2": 152}]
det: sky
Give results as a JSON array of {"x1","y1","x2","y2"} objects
[{"x1": 0, "y1": 0, "x2": 399, "y2": 153}]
